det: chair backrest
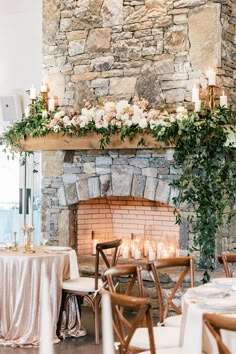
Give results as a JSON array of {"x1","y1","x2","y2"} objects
[
  {"x1": 217, "y1": 253, "x2": 236, "y2": 277},
  {"x1": 203, "y1": 313, "x2": 236, "y2": 354},
  {"x1": 94, "y1": 239, "x2": 122, "y2": 289},
  {"x1": 102, "y1": 289, "x2": 156, "y2": 354},
  {"x1": 104, "y1": 264, "x2": 144, "y2": 298},
  {"x1": 148, "y1": 256, "x2": 195, "y2": 324}
]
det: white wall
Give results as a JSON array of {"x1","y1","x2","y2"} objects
[{"x1": 0, "y1": 0, "x2": 42, "y2": 105}]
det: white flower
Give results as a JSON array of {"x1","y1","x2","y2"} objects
[
  {"x1": 139, "y1": 118, "x2": 148, "y2": 129},
  {"x1": 63, "y1": 116, "x2": 71, "y2": 126},
  {"x1": 54, "y1": 111, "x2": 65, "y2": 119},
  {"x1": 116, "y1": 100, "x2": 130, "y2": 114},
  {"x1": 104, "y1": 101, "x2": 116, "y2": 111},
  {"x1": 120, "y1": 113, "x2": 129, "y2": 122},
  {"x1": 176, "y1": 106, "x2": 187, "y2": 114}
]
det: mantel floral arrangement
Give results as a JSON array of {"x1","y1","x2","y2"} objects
[{"x1": 3, "y1": 93, "x2": 236, "y2": 281}]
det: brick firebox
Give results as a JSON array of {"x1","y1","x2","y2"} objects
[{"x1": 41, "y1": 148, "x2": 188, "y2": 256}]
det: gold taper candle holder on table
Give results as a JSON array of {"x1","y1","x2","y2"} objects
[
  {"x1": 11, "y1": 231, "x2": 19, "y2": 251},
  {"x1": 22, "y1": 225, "x2": 35, "y2": 254}
]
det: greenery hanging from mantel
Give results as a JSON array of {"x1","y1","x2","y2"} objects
[{"x1": 2, "y1": 95, "x2": 236, "y2": 279}]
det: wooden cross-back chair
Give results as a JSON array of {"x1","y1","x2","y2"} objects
[
  {"x1": 102, "y1": 289, "x2": 156, "y2": 354},
  {"x1": 104, "y1": 264, "x2": 144, "y2": 298},
  {"x1": 203, "y1": 313, "x2": 236, "y2": 354},
  {"x1": 58, "y1": 238, "x2": 122, "y2": 344},
  {"x1": 217, "y1": 253, "x2": 236, "y2": 277},
  {"x1": 148, "y1": 256, "x2": 195, "y2": 327}
]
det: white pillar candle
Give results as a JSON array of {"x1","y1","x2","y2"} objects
[
  {"x1": 41, "y1": 82, "x2": 47, "y2": 93},
  {"x1": 122, "y1": 245, "x2": 129, "y2": 259},
  {"x1": 148, "y1": 247, "x2": 156, "y2": 261},
  {"x1": 134, "y1": 248, "x2": 141, "y2": 260},
  {"x1": 220, "y1": 91, "x2": 228, "y2": 108},
  {"x1": 194, "y1": 100, "x2": 201, "y2": 112},
  {"x1": 48, "y1": 98, "x2": 55, "y2": 111},
  {"x1": 102, "y1": 292, "x2": 115, "y2": 354},
  {"x1": 30, "y1": 85, "x2": 36, "y2": 100},
  {"x1": 92, "y1": 239, "x2": 98, "y2": 255},
  {"x1": 207, "y1": 68, "x2": 216, "y2": 86},
  {"x1": 192, "y1": 84, "x2": 199, "y2": 103}
]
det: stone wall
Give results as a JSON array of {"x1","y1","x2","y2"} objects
[
  {"x1": 43, "y1": 0, "x2": 236, "y2": 110},
  {"x1": 41, "y1": 148, "x2": 186, "y2": 246}
]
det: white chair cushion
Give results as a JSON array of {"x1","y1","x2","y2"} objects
[
  {"x1": 130, "y1": 326, "x2": 180, "y2": 350},
  {"x1": 62, "y1": 277, "x2": 104, "y2": 293},
  {"x1": 164, "y1": 314, "x2": 182, "y2": 327}
]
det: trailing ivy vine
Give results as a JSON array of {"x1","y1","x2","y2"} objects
[
  {"x1": 2, "y1": 95, "x2": 236, "y2": 278},
  {"x1": 157, "y1": 108, "x2": 236, "y2": 281}
]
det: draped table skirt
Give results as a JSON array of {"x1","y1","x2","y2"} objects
[{"x1": 0, "y1": 246, "x2": 81, "y2": 347}]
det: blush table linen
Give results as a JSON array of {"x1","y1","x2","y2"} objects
[
  {"x1": 180, "y1": 284, "x2": 236, "y2": 354},
  {"x1": 0, "y1": 247, "x2": 76, "y2": 347}
]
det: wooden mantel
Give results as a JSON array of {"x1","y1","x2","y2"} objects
[{"x1": 16, "y1": 132, "x2": 172, "y2": 151}]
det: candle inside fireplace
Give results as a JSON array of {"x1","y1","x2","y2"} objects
[{"x1": 92, "y1": 239, "x2": 98, "y2": 255}]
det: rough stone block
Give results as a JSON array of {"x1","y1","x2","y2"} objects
[
  {"x1": 83, "y1": 162, "x2": 96, "y2": 174},
  {"x1": 100, "y1": 174, "x2": 112, "y2": 196},
  {"x1": 86, "y1": 28, "x2": 112, "y2": 53},
  {"x1": 130, "y1": 158, "x2": 149, "y2": 168},
  {"x1": 144, "y1": 177, "x2": 158, "y2": 201},
  {"x1": 96, "y1": 166, "x2": 111, "y2": 175},
  {"x1": 102, "y1": 0, "x2": 123, "y2": 27},
  {"x1": 112, "y1": 165, "x2": 134, "y2": 196},
  {"x1": 155, "y1": 180, "x2": 170, "y2": 203},
  {"x1": 58, "y1": 187, "x2": 67, "y2": 206},
  {"x1": 91, "y1": 56, "x2": 114, "y2": 72},
  {"x1": 58, "y1": 210, "x2": 70, "y2": 245},
  {"x1": 109, "y1": 77, "x2": 137, "y2": 98},
  {"x1": 96, "y1": 156, "x2": 112, "y2": 166},
  {"x1": 142, "y1": 167, "x2": 158, "y2": 178},
  {"x1": 189, "y1": 3, "x2": 221, "y2": 70},
  {"x1": 76, "y1": 178, "x2": 89, "y2": 200},
  {"x1": 68, "y1": 39, "x2": 86, "y2": 56},
  {"x1": 88, "y1": 177, "x2": 100, "y2": 198},
  {"x1": 131, "y1": 174, "x2": 146, "y2": 198},
  {"x1": 65, "y1": 183, "x2": 79, "y2": 205}
]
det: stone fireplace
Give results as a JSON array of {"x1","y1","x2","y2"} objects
[
  {"x1": 41, "y1": 147, "x2": 185, "y2": 256},
  {"x1": 41, "y1": 0, "x2": 236, "y2": 258}
]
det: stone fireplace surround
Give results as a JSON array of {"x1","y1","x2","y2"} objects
[{"x1": 41, "y1": 147, "x2": 187, "y2": 256}]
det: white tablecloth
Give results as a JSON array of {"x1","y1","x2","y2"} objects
[
  {"x1": 180, "y1": 284, "x2": 236, "y2": 354},
  {"x1": 0, "y1": 246, "x2": 78, "y2": 347}
]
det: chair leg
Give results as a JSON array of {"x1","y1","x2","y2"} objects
[{"x1": 94, "y1": 295, "x2": 100, "y2": 344}]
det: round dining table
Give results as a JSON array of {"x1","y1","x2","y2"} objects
[
  {"x1": 180, "y1": 279, "x2": 236, "y2": 354},
  {"x1": 0, "y1": 246, "x2": 78, "y2": 347}
]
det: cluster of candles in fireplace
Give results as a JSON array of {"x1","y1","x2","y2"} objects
[
  {"x1": 92, "y1": 237, "x2": 179, "y2": 261},
  {"x1": 120, "y1": 239, "x2": 179, "y2": 261}
]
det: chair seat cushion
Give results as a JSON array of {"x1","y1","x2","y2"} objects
[
  {"x1": 62, "y1": 277, "x2": 104, "y2": 293},
  {"x1": 130, "y1": 326, "x2": 180, "y2": 350},
  {"x1": 164, "y1": 314, "x2": 182, "y2": 327}
]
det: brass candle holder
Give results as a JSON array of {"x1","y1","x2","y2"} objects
[
  {"x1": 22, "y1": 226, "x2": 35, "y2": 254},
  {"x1": 208, "y1": 85, "x2": 215, "y2": 111},
  {"x1": 11, "y1": 231, "x2": 19, "y2": 251}
]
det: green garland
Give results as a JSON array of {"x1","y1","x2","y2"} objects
[{"x1": 2, "y1": 96, "x2": 236, "y2": 279}]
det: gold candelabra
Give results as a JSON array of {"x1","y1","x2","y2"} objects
[
  {"x1": 22, "y1": 226, "x2": 35, "y2": 254},
  {"x1": 11, "y1": 231, "x2": 19, "y2": 252}
]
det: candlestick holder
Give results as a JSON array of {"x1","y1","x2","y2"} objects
[
  {"x1": 22, "y1": 226, "x2": 35, "y2": 254},
  {"x1": 208, "y1": 85, "x2": 215, "y2": 111},
  {"x1": 41, "y1": 91, "x2": 48, "y2": 110},
  {"x1": 11, "y1": 231, "x2": 19, "y2": 251}
]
